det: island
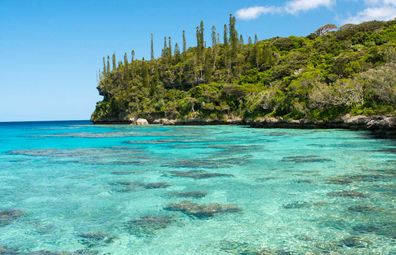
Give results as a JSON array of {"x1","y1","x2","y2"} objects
[{"x1": 92, "y1": 15, "x2": 396, "y2": 136}]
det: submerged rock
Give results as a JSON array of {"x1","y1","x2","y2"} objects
[
  {"x1": 124, "y1": 215, "x2": 174, "y2": 237},
  {"x1": 169, "y1": 191, "x2": 207, "y2": 199},
  {"x1": 110, "y1": 181, "x2": 144, "y2": 192},
  {"x1": 281, "y1": 155, "x2": 331, "y2": 163},
  {"x1": 218, "y1": 241, "x2": 259, "y2": 255},
  {"x1": 143, "y1": 182, "x2": 171, "y2": 189},
  {"x1": 30, "y1": 251, "x2": 71, "y2": 255},
  {"x1": 163, "y1": 157, "x2": 248, "y2": 169},
  {"x1": 326, "y1": 176, "x2": 354, "y2": 185},
  {"x1": 111, "y1": 181, "x2": 171, "y2": 192},
  {"x1": 0, "y1": 209, "x2": 24, "y2": 227},
  {"x1": 209, "y1": 144, "x2": 261, "y2": 155},
  {"x1": 110, "y1": 171, "x2": 137, "y2": 175},
  {"x1": 282, "y1": 201, "x2": 311, "y2": 209},
  {"x1": 352, "y1": 224, "x2": 380, "y2": 234},
  {"x1": 327, "y1": 190, "x2": 368, "y2": 198},
  {"x1": 327, "y1": 172, "x2": 394, "y2": 185},
  {"x1": 168, "y1": 170, "x2": 233, "y2": 179},
  {"x1": 347, "y1": 205, "x2": 378, "y2": 213},
  {"x1": 0, "y1": 246, "x2": 19, "y2": 255},
  {"x1": 348, "y1": 174, "x2": 388, "y2": 182},
  {"x1": 338, "y1": 236, "x2": 371, "y2": 248},
  {"x1": 218, "y1": 240, "x2": 294, "y2": 255},
  {"x1": 255, "y1": 177, "x2": 279, "y2": 182},
  {"x1": 28, "y1": 250, "x2": 98, "y2": 255},
  {"x1": 354, "y1": 221, "x2": 396, "y2": 239},
  {"x1": 377, "y1": 222, "x2": 396, "y2": 239},
  {"x1": 268, "y1": 132, "x2": 290, "y2": 136},
  {"x1": 318, "y1": 218, "x2": 350, "y2": 230},
  {"x1": 294, "y1": 179, "x2": 313, "y2": 184},
  {"x1": 378, "y1": 147, "x2": 396, "y2": 153},
  {"x1": 258, "y1": 249, "x2": 293, "y2": 255},
  {"x1": 164, "y1": 201, "x2": 241, "y2": 218},
  {"x1": 71, "y1": 251, "x2": 99, "y2": 255},
  {"x1": 78, "y1": 232, "x2": 115, "y2": 248}
]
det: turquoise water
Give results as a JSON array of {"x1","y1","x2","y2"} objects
[{"x1": 0, "y1": 121, "x2": 395, "y2": 255}]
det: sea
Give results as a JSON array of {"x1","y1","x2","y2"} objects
[{"x1": 0, "y1": 121, "x2": 395, "y2": 254}]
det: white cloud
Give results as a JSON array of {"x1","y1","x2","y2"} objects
[
  {"x1": 236, "y1": 6, "x2": 281, "y2": 20},
  {"x1": 365, "y1": 0, "x2": 396, "y2": 6},
  {"x1": 236, "y1": 0, "x2": 335, "y2": 20},
  {"x1": 343, "y1": 0, "x2": 396, "y2": 24},
  {"x1": 344, "y1": 6, "x2": 396, "y2": 23},
  {"x1": 285, "y1": 0, "x2": 335, "y2": 14}
]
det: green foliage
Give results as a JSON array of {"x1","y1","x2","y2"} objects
[{"x1": 92, "y1": 18, "x2": 396, "y2": 122}]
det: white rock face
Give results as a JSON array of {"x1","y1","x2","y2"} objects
[
  {"x1": 135, "y1": 118, "x2": 149, "y2": 125},
  {"x1": 367, "y1": 116, "x2": 396, "y2": 129},
  {"x1": 153, "y1": 118, "x2": 176, "y2": 125},
  {"x1": 342, "y1": 115, "x2": 371, "y2": 125}
]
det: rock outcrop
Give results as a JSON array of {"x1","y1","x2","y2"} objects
[
  {"x1": 129, "y1": 117, "x2": 149, "y2": 125},
  {"x1": 153, "y1": 118, "x2": 176, "y2": 125},
  {"x1": 93, "y1": 115, "x2": 396, "y2": 138}
]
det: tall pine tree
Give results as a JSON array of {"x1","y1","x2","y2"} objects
[
  {"x1": 106, "y1": 56, "x2": 110, "y2": 74},
  {"x1": 174, "y1": 43, "x2": 181, "y2": 62},
  {"x1": 112, "y1": 53, "x2": 117, "y2": 71},
  {"x1": 124, "y1": 53, "x2": 129, "y2": 66},
  {"x1": 182, "y1": 30, "x2": 187, "y2": 53},
  {"x1": 151, "y1": 33, "x2": 155, "y2": 60},
  {"x1": 168, "y1": 36, "x2": 172, "y2": 57},
  {"x1": 223, "y1": 24, "x2": 228, "y2": 46},
  {"x1": 103, "y1": 57, "x2": 107, "y2": 75},
  {"x1": 211, "y1": 25, "x2": 217, "y2": 48}
]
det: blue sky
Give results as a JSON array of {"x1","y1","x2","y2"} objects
[{"x1": 0, "y1": 0, "x2": 395, "y2": 121}]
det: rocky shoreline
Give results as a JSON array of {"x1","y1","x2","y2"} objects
[{"x1": 93, "y1": 115, "x2": 396, "y2": 139}]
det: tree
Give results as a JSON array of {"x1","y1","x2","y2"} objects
[
  {"x1": 211, "y1": 26, "x2": 218, "y2": 70},
  {"x1": 229, "y1": 14, "x2": 239, "y2": 76},
  {"x1": 124, "y1": 53, "x2": 129, "y2": 66},
  {"x1": 112, "y1": 53, "x2": 117, "y2": 71},
  {"x1": 131, "y1": 50, "x2": 135, "y2": 62},
  {"x1": 103, "y1": 57, "x2": 107, "y2": 75},
  {"x1": 223, "y1": 24, "x2": 228, "y2": 46},
  {"x1": 262, "y1": 45, "x2": 274, "y2": 69},
  {"x1": 254, "y1": 36, "x2": 259, "y2": 68},
  {"x1": 162, "y1": 36, "x2": 168, "y2": 58},
  {"x1": 106, "y1": 56, "x2": 110, "y2": 73},
  {"x1": 229, "y1": 14, "x2": 238, "y2": 53},
  {"x1": 168, "y1": 36, "x2": 172, "y2": 57},
  {"x1": 199, "y1": 21, "x2": 204, "y2": 50},
  {"x1": 174, "y1": 43, "x2": 181, "y2": 62},
  {"x1": 182, "y1": 30, "x2": 187, "y2": 53},
  {"x1": 248, "y1": 36, "x2": 252, "y2": 46},
  {"x1": 141, "y1": 58, "x2": 150, "y2": 89},
  {"x1": 314, "y1": 24, "x2": 337, "y2": 36},
  {"x1": 211, "y1": 25, "x2": 217, "y2": 48},
  {"x1": 131, "y1": 50, "x2": 135, "y2": 79},
  {"x1": 151, "y1": 33, "x2": 155, "y2": 60}
]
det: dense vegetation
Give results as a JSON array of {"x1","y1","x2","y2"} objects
[{"x1": 92, "y1": 16, "x2": 396, "y2": 123}]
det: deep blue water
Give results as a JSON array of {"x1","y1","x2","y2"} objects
[{"x1": 0, "y1": 121, "x2": 395, "y2": 254}]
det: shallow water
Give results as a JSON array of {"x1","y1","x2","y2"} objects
[{"x1": 0, "y1": 121, "x2": 395, "y2": 254}]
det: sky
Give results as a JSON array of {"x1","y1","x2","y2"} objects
[{"x1": 1, "y1": 0, "x2": 395, "y2": 122}]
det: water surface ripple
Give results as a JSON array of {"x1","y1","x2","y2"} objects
[{"x1": 0, "y1": 121, "x2": 395, "y2": 254}]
